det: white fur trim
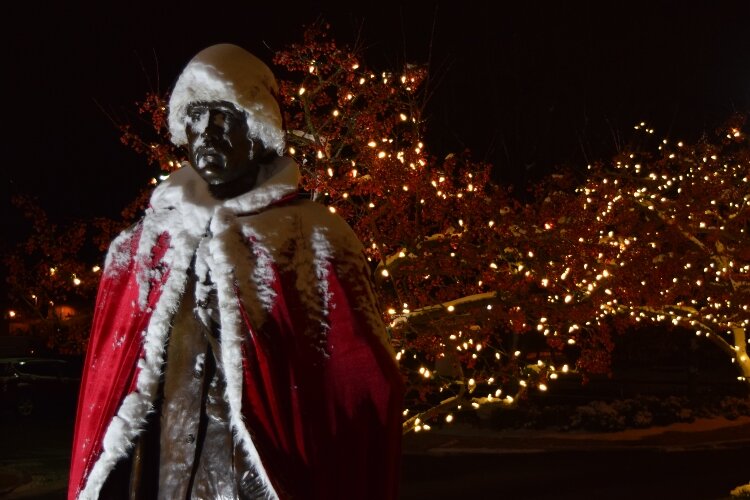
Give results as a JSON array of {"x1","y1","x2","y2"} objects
[
  {"x1": 151, "y1": 156, "x2": 300, "y2": 219},
  {"x1": 208, "y1": 211, "x2": 279, "y2": 499},
  {"x1": 79, "y1": 226, "x2": 196, "y2": 499}
]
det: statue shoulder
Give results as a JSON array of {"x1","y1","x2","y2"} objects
[
  {"x1": 287, "y1": 199, "x2": 364, "y2": 255},
  {"x1": 102, "y1": 220, "x2": 143, "y2": 276},
  {"x1": 238, "y1": 199, "x2": 364, "y2": 259}
]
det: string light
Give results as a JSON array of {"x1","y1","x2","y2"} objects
[{"x1": 229, "y1": 30, "x2": 750, "y2": 433}]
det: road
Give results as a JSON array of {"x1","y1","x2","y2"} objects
[
  {"x1": 1, "y1": 413, "x2": 747, "y2": 499},
  {"x1": 0, "y1": 414, "x2": 72, "y2": 499}
]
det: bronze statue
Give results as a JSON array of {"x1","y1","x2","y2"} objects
[{"x1": 69, "y1": 44, "x2": 403, "y2": 500}]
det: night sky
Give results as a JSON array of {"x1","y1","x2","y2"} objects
[{"x1": 3, "y1": 1, "x2": 749, "y2": 241}]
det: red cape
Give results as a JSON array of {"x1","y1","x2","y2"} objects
[{"x1": 70, "y1": 163, "x2": 403, "y2": 499}]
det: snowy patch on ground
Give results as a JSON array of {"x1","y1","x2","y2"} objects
[
  {"x1": 404, "y1": 416, "x2": 750, "y2": 456},
  {"x1": 542, "y1": 415, "x2": 750, "y2": 442},
  {"x1": 0, "y1": 460, "x2": 67, "y2": 499}
]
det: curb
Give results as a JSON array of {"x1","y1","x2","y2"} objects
[
  {"x1": 409, "y1": 438, "x2": 750, "y2": 456},
  {"x1": 402, "y1": 418, "x2": 750, "y2": 456}
]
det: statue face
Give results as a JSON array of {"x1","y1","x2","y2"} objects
[{"x1": 185, "y1": 100, "x2": 265, "y2": 197}]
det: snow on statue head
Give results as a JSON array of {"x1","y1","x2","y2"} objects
[{"x1": 168, "y1": 44, "x2": 285, "y2": 156}]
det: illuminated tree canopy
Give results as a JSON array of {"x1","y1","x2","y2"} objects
[{"x1": 4, "y1": 24, "x2": 748, "y2": 433}]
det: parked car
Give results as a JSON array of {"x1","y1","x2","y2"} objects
[{"x1": 0, "y1": 357, "x2": 82, "y2": 417}]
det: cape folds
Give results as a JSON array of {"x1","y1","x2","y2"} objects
[{"x1": 69, "y1": 158, "x2": 403, "y2": 499}]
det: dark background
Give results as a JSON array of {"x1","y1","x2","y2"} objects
[{"x1": 3, "y1": 0, "x2": 749, "y2": 241}]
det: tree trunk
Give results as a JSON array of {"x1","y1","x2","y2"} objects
[{"x1": 732, "y1": 327, "x2": 750, "y2": 392}]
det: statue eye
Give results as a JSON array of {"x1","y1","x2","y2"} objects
[
  {"x1": 220, "y1": 110, "x2": 235, "y2": 123},
  {"x1": 212, "y1": 112, "x2": 227, "y2": 127},
  {"x1": 217, "y1": 104, "x2": 243, "y2": 123},
  {"x1": 187, "y1": 107, "x2": 206, "y2": 122}
]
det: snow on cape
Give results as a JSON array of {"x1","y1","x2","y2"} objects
[{"x1": 77, "y1": 156, "x2": 379, "y2": 499}]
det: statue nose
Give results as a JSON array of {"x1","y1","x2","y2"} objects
[{"x1": 201, "y1": 123, "x2": 220, "y2": 140}]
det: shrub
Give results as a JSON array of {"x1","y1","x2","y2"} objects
[
  {"x1": 720, "y1": 397, "x2": 750, "y2": 420},
  {"x1": 569, "y1": 401, "x2": 626, "y2": 431},
  {"x1": 487, "y1": 394, "x2": 747, "y2": 432}
]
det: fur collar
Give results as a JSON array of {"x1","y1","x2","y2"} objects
[{"x1": 148, "y1": 156, "x2": 300, "y2": 236}]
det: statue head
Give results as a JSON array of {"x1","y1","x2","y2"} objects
[
  {"x1": 183, "y1": 100, "x2": 277, "y2": 198},
  {"x1": 168, "y1": 44, "x2": 285, "y2": 198}
]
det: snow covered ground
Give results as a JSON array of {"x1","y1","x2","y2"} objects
[
  {"x1": 403, "y1": 415, "x2": 750, "y2": 454},
  {"x1": 1, "y1": 416, "x2": 748, "y2": 498}
]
